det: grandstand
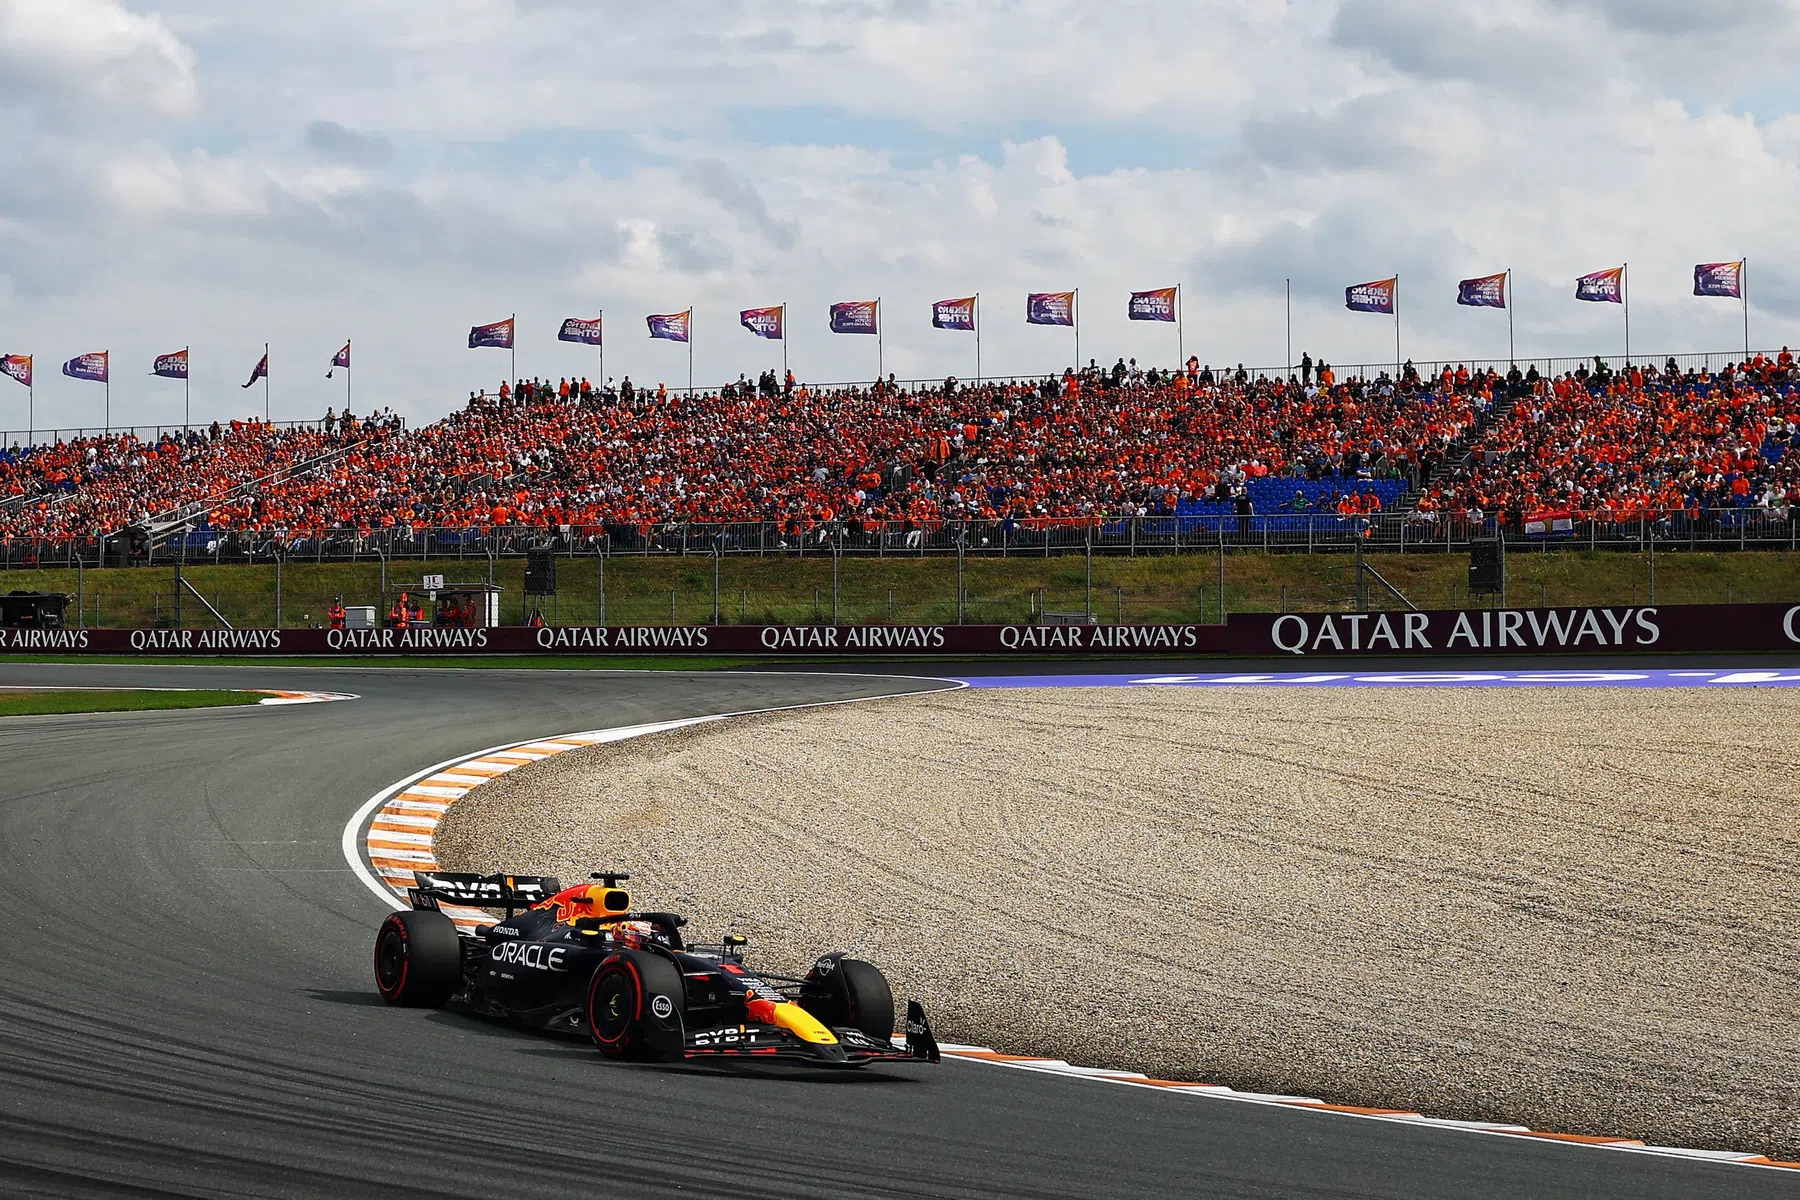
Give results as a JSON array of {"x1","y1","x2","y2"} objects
[{"x1": 1, "y1": 351, "x2": 1796, "y2": 562}]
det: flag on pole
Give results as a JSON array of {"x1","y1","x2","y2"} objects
[
  {"x1": 0, "y1": 355, "x2": 30, "y2": 387},
  {"x1": 932, "y1": 297, "x2": 977, "y2": 331},
  {"x1": 62, "y1": 352, "x2": 109, "y2": 382},
  {"x1": 558, "y1": 317, "x2": 604, "y2": 345},
  {"x1": 1456, "y1": 273, "x2": 1508, "y2": 308},
  {"x1": 1027, "y1": 292, "x2": 1077, "y2": 326},
  {"x1": 740, "y1": 307, "x2": 784, "y2": 339},
  {"x1": 1575, "y1": 267, "x2": 1625, "y2": 303},
  {"x1": 152, "y1": 349, "x2": 188, "y2": 379},
  {"x1": 328, "y1": 342, "x2": 350, "y2": 377},
  {"x1": 240, "y1": 351, "x2": 268, "y2": 388},
  {"x1": 829, "y1": 300, "x2": 879, "y2": 334},
  {"x1": 647, "y1": 311, "x2": 691, "y2": 342},
  {"x1": 1345, "y1": 278, "x2": 1398, "y2": 314},
  {"x1": 1128, "y1": 287, "x2": 1178, "y2": 322},
  {"x1": 468, "y1": 317, "x2": 515, "y2": 349},
  {"x1": 1693, "y1": 261, "x2": 1744, "y2": 299}
]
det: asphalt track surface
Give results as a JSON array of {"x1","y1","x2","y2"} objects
[{"x1": 0, "y1": 663, "x2": 1789, "y2": 1199}]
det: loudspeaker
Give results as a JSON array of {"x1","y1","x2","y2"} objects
[
  {"x1": 1469, "y1": 538, "x2": 1504, "y2": 594},
  {"x1": 524, "y1": 547, "x2": 557, "y2": 596}
]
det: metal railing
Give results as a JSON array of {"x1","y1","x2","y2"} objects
[
  {"x1": 0, "y1": 417, "x2": 404, "y2": 453},
  {"x1": 4, "y1": 507, "x2": 1796, "y2": 570}
]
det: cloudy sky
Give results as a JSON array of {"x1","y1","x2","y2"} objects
[{"x1": 2, "y1": 0, "x2": 1798, "y2": 432}]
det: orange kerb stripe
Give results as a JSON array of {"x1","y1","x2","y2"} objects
[
  {"x1": 370, "y1": 857, "x2": 434, "y2": 871},
  {"x1": 1290, "y1": 1103, "x2": 1423, "y2": 1117},
  {"x1": 366, "y1": 838, "x2": 430, "y2": 851},
  {"x1": 1510, "y1": 1132, "x2": 1645, "y2": 1146},
  {"x1": 949, "y1": 1051, "x2": 1057, "y2": 1063}
]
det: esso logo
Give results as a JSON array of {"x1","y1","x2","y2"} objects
[{"x1": 651, "y1": 995, "x2": 674, "y2": 1019}]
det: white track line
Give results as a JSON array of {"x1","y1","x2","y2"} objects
[{"x1": 339, "y1": 677, "x2": 1795, "y2": 1176}]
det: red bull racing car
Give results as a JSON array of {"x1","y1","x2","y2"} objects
[{"x1": 373, "y1": 870, "x2": 940, "y2": 1068}]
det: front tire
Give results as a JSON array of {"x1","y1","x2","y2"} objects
[
  {"x1": 374, "y1": 910, "x2": 462, "y2": 1007},
  {"x1": 587, "y1": 949, "x2": 685, "y2": 1060},
  {"x1": 801, "y1": 954, "x2": 895, "y2": 1042}
]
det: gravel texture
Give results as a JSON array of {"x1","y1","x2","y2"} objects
[{"x1": 434, "y1": 686, "x2": 1800, "y2": 1157}]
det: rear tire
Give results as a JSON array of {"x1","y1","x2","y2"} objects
[
  {"x1": 374, "y1": 910, "x2": 462, "y2": 1007},
  {"x1": 802, "y1": 955, "x2": 895, "y2": 1042},
  {"x1": 587, "y1": 949, "x2": 685, "y2": 1060}
]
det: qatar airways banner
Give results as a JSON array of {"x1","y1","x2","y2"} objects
[{"x1": 4, "y1": 604, "x2": 1800, "y2": 658}]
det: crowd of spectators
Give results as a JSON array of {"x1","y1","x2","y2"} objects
[
  {"x1": 19, "y1": 348, "x2": 1797, "y2": 545},
  {"x1": 1417, "y1": 351, "x2": 1800, "y2": 530},
  {"x1": 171, "y1": 361, "x2": 1476, "y2": 541},
  {"x1": 0, "y1": 410, "x2": 402, "y2": 539}
]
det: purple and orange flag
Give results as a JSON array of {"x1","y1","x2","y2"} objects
[
  {"x1": 469, "y1": 317, "x2": 516, "y2": 349},
  {"x1": 328, "y1": 342, "x2": 350, "y2": 377},
  {"x1": 62, "y1": 352, "x2": 108, "y2": 383},
  {"x1": 740, "y1": 306, "x2": 784, "y2": 340},
  {"x1": 829, "y1": 300, "x2": 879, "y2": 335},
  {"x1": 1576, "y1": 267, "x2": 1624, "y2": 304},
  {"x1": 240, "y1": 351, "x2": 268, "y2": 389},
  {"x1": 647, "y1": 311, "x2": 691, "y2": 343},
  {"x1": 1694, "y1": 261, "x2": 1743, "y2": 299},
  {"x1": 1346, "y1": 278, "x2": 1397, "y2": 315},
  {"x1": 0, "y1": 355, "x2": 30, "y2": 388},
  {"x1": 1456, "y1": 273, "x2": 1507, "y2": 309},
  {"x1": 558, "y1": 317, "x2": 604, "y2": 346},
  {"x1": 152, "y1": 349, "x2": 188, "y2": 379},
  {"x1": 1027, "y1": 291, "x2": 1076, "y2": 326},
  {"x1": 933, "y1": 297, "x2": 976, "y2": 331},
  {"x1": 1128, "y1": 287, "x2": 1177, "y2": 322}
]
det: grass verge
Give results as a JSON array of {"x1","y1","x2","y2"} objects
[{"x1": 0, "y1": 689, "x2": 265, "y2": 716}]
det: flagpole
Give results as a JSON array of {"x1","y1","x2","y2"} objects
[
  {"x1": 27, "y1": 380, "x2": 33, "y2": 446},
  {"x1": 1285, "y1": 278, "x2": 1291, "y2": 381},
  {"x1": 975, "y1": 292, "x2": 982, "y2": 384},
  {"x1": 346, "y1": 339, "x2": 352, "y2": 410},
  {"x1": 105, "y1": 355, "x2": 111, "y2": 434},
  {"x1": 1622, "y1": 264, "x2": 1630, "y2": 365},
  {"x1": 184, "y1": 345, "x2": 190, "y2": 432},
  {"x1": 1176, "y1": 283, "x2": 1184, "y2": 369},
  {"x1": 510, "y1": 314, "x2": 517, "y2": 389},
  {"x1": 263, "y1": 342, "x2": 270, "y2": 422},
  {"x1": 1742, "y1": 259, "x2": 1750, "y2": 360},
  {"x1": 597, "y1": 315, "x2": 604, "y2": 392},
  {"x1": 687, "y1": 307, "x2": 694, "y2": 394},
  {"x1": 1074, "y1": 288, "x2": 1081, "y2": 373},
  {"x1": 781, "y1": 303, "x2": 787, "y2": 381},
  {"x1": 877, "y1": 298, "x2": 884, "y2": 383},
  {"x1": 1507, "y1": 270, "x2": 1515, "y2": 364},
  {"x1": 1393, "y1": 275, "x2": 1402, "y2": 379}
]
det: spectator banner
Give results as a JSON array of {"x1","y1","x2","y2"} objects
[
  {"x1": 240, "y1": 352, "x2": 268, "y2": 389},
  {"x1": 1694, "y1": 261, "x2": 1743, "y2": 299},
  {"x1": 558, "y1": 317, "x2": 604, "y2": 346},
  {"x1": 10, "y1": 604, "x2": 1800, "y2": 659},
  {"x1": 469, "y1": 318, "x2": 516, "y2": 349},
  {"x1": 1, "y1": 354, "x2": 32, "y2": 387},
  {"x1": 740, "y1": 307, "x2": 784, "y2": 340},
  {"x1": 1522, "y1": 510, "x2": 1575, "y2": 537},
  {"x1": 933, "y1": 297, "x2": 977, "y2": 331},
  {"x1": 829, "y1": 300, "x2": 879, "y2": 335},
  {"x1": 1575, "y1": 267, "x2": 1624, "y2": 303},
  {"x1": 1128, "y1": 287, "x2": 1178, "y2": 322},
  {"x1": 1345, "y1": 278, "x2": 1397, "y2": 315},
  {"x1": 1027, "y1": 292, "x2": 1076, "y2": 326},
  {"x1": 152, "y1": 349, "x2": 188, "y2": 379},
  {"x1": 61, "y1": 352, "x2": 108, "y2": 383},
  {"x1": 1456, "y1": 273, "x2": 1507, "y2": 308},
  {"x1": 646, "y1": 311, "x2": 690, "y2": 342}
]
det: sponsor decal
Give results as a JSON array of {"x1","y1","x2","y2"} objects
[
  {"x1": 489, "y1": 941, "x2": 568, "y2": 971},
  {"x1": 1267, "y1": 608, "x2": 1660, "y2": 656},
  {"x1": 650, "y1": 994, "x2": 674, "y2": 1019}
]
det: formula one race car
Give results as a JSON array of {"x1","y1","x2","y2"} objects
[{"x1": 373, "y1": 870, "x2": 940, "y2": 1067}]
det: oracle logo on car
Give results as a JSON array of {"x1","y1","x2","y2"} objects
[{"x1": 490, "y1": 941, "x2": 567, "y2": 971}]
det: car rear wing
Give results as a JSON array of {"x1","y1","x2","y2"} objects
[{"x1": 409, "y1": 871, "x2": 560, "y2": 917}]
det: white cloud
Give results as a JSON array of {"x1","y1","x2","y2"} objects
[{"x1": 0, "y1": 0, "x2": 197, "y2": 117}]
